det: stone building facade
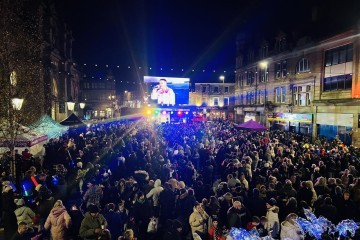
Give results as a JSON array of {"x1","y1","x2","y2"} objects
[{"x1": 235, "y1": 30, "x2": 360, "y2": 146}]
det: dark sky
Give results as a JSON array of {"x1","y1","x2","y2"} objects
[{"x1": 61, "y1": 0, "x2": 360, "y2": 89}]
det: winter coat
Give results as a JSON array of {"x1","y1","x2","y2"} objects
[
  {"x1": 227, "y1": 206, "x2": 247, "y2": 229},
  {"x1": 280, "y1": 220, "x2": 304, "y2": 240},
  {"x1": 14, "y1": 206, "x2": 36, "y2": 227},
  {"x1": 246, "y1": 196, "x2": 267, "y2": 219},
  {"x1": 104, "y1": 210, "x2": 127, "y2": 240},
  {"x1": 265, "y1": 206, "x2": 279, "y2": 234},
  {"x1": 146, "y1": 179, "x2": 164, "y2": 206},
  {"x1": 84, "y1": 185, "x2": 103, "y2": 207},
  {"x1": 44, "y1": 206, "x2": 71, "y2": 240},
  {"x1": 281, "y1": 184, "x2": 297, "y2": 198},
  {"x1": 37, "y1": 197, "x2": 55, "y2": 219},
  {"x1": 79, "y1": 212, "x2": 107, "y2": 240},
  {"x1": 189, "y1": 207, "x2": 209, "y2": 235}
]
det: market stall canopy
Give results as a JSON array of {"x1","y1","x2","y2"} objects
[
  {"x1": 235, "y1": 119, "x2": 267, "y2": 131},
  {"x1": 30, "y1": 115, "x2": 69, "y2": 139},
  {"x1": 0, "y1": 124, "x2": 48, "y2": 148},
  {"x1": 60, "y1": 113, "x2": 85, "y2": 127}
]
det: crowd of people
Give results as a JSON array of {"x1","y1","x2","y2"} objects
[{"x1": 1, "y1": 118, "x2": 360, "y2": 240}]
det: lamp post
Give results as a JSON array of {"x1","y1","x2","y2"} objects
[
  {"x1": 260, "y1": 61, "x2": 268, "y2": 125},
  {"x1": 219, "y1": 75, "x2": 225, "y2": 119},
  {"x1": 10, "y1": 97, "x2": 24, "y2": 183}
]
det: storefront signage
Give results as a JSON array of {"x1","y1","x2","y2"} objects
[{"x1": 268, "y1": 113, "x2": 312, "y2": 123}]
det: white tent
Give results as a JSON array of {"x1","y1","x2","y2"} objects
[{"x1": 0, "y1": 124, "x2": 48, "y2": 156}]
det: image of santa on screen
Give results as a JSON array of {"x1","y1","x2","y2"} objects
[{"x1": 150, "y1": 78, "x2": 175, "y2": 105}]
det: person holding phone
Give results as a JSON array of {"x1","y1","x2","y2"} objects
[{"x1": 150, "y1": 78, "x2": 175, "y2": 105}]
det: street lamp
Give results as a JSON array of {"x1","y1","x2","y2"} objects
[
  {"x1": 260, "y1": 61, "x2": 268, "y2": 125},
  {"x1": 11, "y1": 98, "x2": 24, "y2": 110},
  {"x1": 66, "y1": 100, "x2": 75, "y2": 111},
  {"x1": 79, "y1": 102, "x2": 86, "y2": 109}
]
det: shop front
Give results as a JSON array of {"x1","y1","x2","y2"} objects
[
  {"x1": 267, "y1": 113, "x2": 313, "y2": 137},
  {"x1": 316, "y1": 113, "x2": 353, "y2": 145}
]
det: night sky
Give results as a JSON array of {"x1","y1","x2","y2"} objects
[{"x1": 61, "y1": 0, "x2": 360, "y2": 91}]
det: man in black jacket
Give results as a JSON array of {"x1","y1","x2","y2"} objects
[{"x1": 227, "y1": 201, "x2": 248, "y2": 229}]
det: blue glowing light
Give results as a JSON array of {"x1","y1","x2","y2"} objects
[
  {"x1": 52, "y1": 175, "x2": 59, "y2": 185},
  {"x1": 336, "y1": 219, "x2": 359, "y2": 237}
]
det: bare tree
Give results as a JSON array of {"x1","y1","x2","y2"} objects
[{"x1": 0, "y1": 0, "x2": 43, "y2": 179}]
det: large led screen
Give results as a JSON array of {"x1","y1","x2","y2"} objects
[{"x1": 144, "y1": 76, "x2": 190, "y2": 106}]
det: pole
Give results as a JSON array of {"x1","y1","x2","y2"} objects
[{"x1": 263, "y1": 65, "x2": 267, "y2": 126}]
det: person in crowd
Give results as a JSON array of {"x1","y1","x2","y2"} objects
[
  {"x1": 158, "y1": 182, "x2": 176, "y2": 225},
  {"x1": 280, "y1": 213, "x2": 304, "y2": 240},
  {"x1": 133, "y1": 192, "x2": 151, "y2": 239},
  {"x1": 68, "y1": 204, "x2": 84, "y2": 240},
  {"x1": 265, "y1": 198, "x2": 279, "y2": 238},
  {"x1": 189, "y1": 201, "x2": 209, "y2": 239},
  {"x1": 162, "y1": 219, "x2": 183, "y2": 240},
  {"x1": 79, "y1": 204, "x2": 109, "y2": 240},
  {"x1": 246, "y1": 216, "x2": 260, "y2": 230},
  {"x1": 227, "y1": 200, "x2": 247, "y2": 229},
  {"x1": 120, "y1": 229, "x2": 136, "y2": 240},
  {"x1": 2, "y1": 183, "x2": 18, "y2": 239},
  {"x1": 246, "y1": 188, "x2": 267, "y2": 220},
  {"x1": 44, "y1": 200, "x2": 71, "y2": 240},
  {"x1": 257, "y1": 216, "x2": 268, "y2": 237},
  {"x1": 14, "y1": 198, "x2": 36, "y2": 228},
  {"x1": 146, "y1": 179, "x2": 163, "y2": 217},
  {"x1": 208, "y1": 215, "x2": 225, "y2": 240},
  {"x1": 10, "y1": 221, "x2": 41, "y2": 240},
  {"x1": 35, "y1": 184, "x2": 55, "y2": 229},
  {"x1": 103, "y1": 203, "x2": 125, "y2": 240},
  {"x1": 315, "y1": 197, "x2": 338, "y2": 224},
  {"x1": 83, "y1": 179, "x2": 103, "y2": 208}
]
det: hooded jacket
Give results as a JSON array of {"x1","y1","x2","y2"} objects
[
  {"x1": 44, "y1": 206, "x2": 71, "y2": 240},
  {"x1": 14, "y1": 206, "x2": 36, "y2": 227},
  {"x1": 189, "y1": 206, "x2": 209, "y2": 235},
  {"x1": 265, "y1": 206, "x2": 279, "y2": 234},
  {"x1": 146, "y1": 179, "x2": 164, "y2": 206},
  {"x1": 280, "y1": 220, "x2": 303, "y2": 240}
]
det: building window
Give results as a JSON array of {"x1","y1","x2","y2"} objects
[
  {"x1": 323, "y1": 74, "x2": 352, "y2": 91},
  {"x1": 275, "y1": 60, "x2": 287, "y2": 79},
  {"x1": 240, "y1": 95, "x2": 244, "y2": 105},
  {"x1": 224, "y1": 87, "x2": 229, "y2": 93},
  {"x1": 281, "y1": 86, "x2": 286, "y2": 103},
  {"x1": 213, "y1": 97, "x2": 219, "y2": 106},
  {"x1": 202, "y1": 97, "x2": 206, "y2": 105},
  {"x1": 202, "y1": 86, "x2": 207, "y2": 93},
  {"x1": 246, "y1": 71, "x2": 255, "y2": 85},
  {"x1": 275, "y1": 88, "x2": 281, "y2": 103},
  {"x1": 293, "y1": 85, "x2": 312, "y2": 106},
  {"x1": 224, "y1": 97, "x2": 229, "y2": 106},
  {"x1": 240, "y1": 74, "x2": 244, "y2": 86},
  {"x1": 325, "y1": 44, "x2": 353, "y2": 66},
  {"x1": 213, "y1": 86, "x2": 219, "y2": 93},
  {"x1": 296, "y1": 58, "x2": 310, "y2": 73}
]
